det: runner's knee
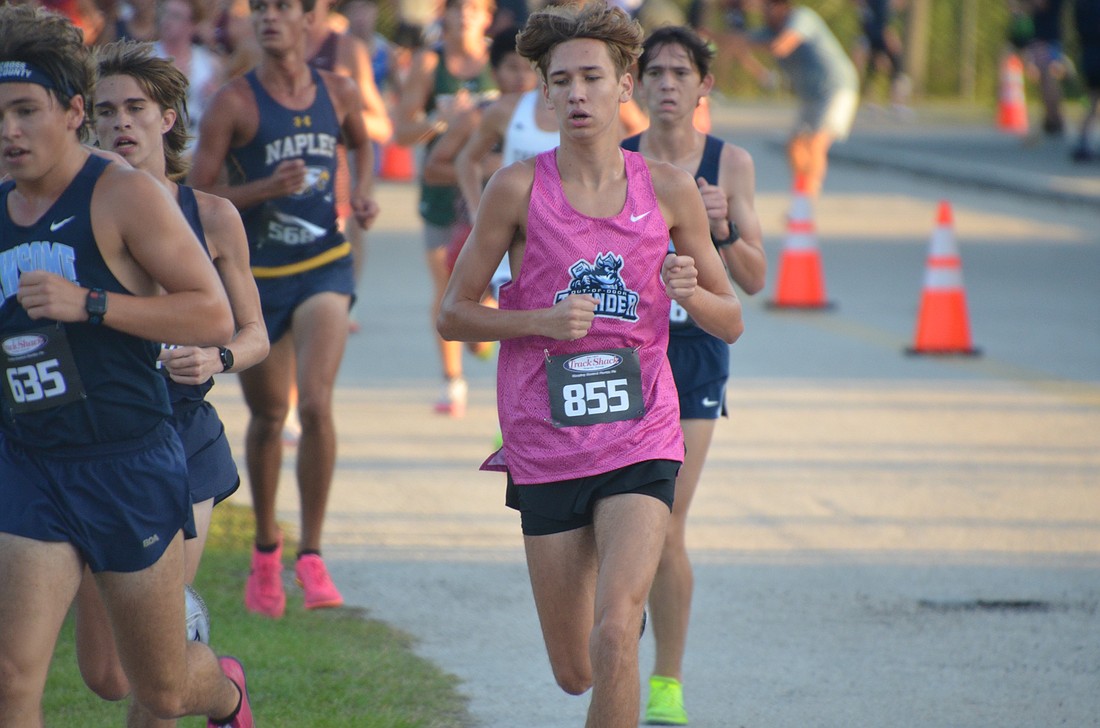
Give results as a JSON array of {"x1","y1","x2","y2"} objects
[
  {"x1": 0, "y1": 655, "x2": 45, "y2": 708},
  {"x1": 78, "y1": 659, "x2": 130, "y2": 701},
  {"x1": 251, "y1": 408, "x2": 290, "y2": 436},
  {"x1": 550, "y1": 660, "x2": 593, "y2": 696},
  {"x1": 296, "y1": 393, "x2": 334, "y2": 429},
  {"x1": 130, "y1": 678, "x2": 188, "y2": 720}
]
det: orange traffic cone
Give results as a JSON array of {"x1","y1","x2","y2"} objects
[
  {"x1": 767, "y1": 175, "x2": 833, "y2": 309},
  {"x1": 379, "y1": 141, "x2": 415, "y2": 182},
  {"x1": 693, "y1": 96, "x2": 711, "y2": 134},
  {"x1": 906, "y1": 201, "x2": 980, "y2": 356},
  {"x1": 997, "y1": 53, "x2": 1028, "y2": 135}
]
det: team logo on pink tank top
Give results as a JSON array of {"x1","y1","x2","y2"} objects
[{"x1": 554, "y1": 252, "x2": 639, "y2": 322}]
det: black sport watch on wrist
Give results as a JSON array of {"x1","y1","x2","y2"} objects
[
  {"x1": 85, "y1": 287, "x2": 107, "y2": 325},
  {"x1": 711, "y1": 221, "x2": 741, "y2": 249},
  {"x1": 218, "y1": 346, "x2": 234, "y2": 372}
]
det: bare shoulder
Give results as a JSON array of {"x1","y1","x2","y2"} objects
[
  {"x1": 645, "y1": 156, "x2": 697, "y2": 197},
  {"x1": 489, "y1": 157, "x2": 535, "y2": 193},
  {"x1": 97, "y1": 162, "x2": 165, "y2": 202},
  {"x1": 716, "y1": 140, "x2": 757, "y2": 195},
  {"x1": 483, "y1": 157, "x2": 536, "y2": 215},
  {"x1": 193, "y1": 189, "x2": 242, "y2": 233},
  {"x1": 319, "y1": 68, "x2": 360, "y2": 108},
  {"x1": 318, "y1": 67, "x2": 355, "y2": 95},
  {"x1": 92, "y1": 165, "x2": 176, "y2": 254},
  {"x1": 84, "y1": 145, "x2": 129, "y2": 167},
  {"x1": 192, "y1": 188, "x2": 245, "y2": 259},
  {"x1": 718, "y1": 141, "x2": 755, "y2": 174},
  {"x1": 337, "y1": 29, "x2": 370, "y2": 64},
  {"x1": 211, "y1": 74, "x2": 254, "y2": 109},
  {"x1": 202, "y1": 76, "x2": 256, "y2": 133}
]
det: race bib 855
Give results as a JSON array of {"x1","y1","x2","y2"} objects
[{"x1": 545, "y1": 347, "x2": 645, "y2": 428}]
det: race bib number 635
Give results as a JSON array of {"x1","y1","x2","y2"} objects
[
  {"x1": 2, "y1": 325, "x2": 85, "y2": 414},
  {"x1": 545, "y1": 347, "x2": 645, "y2": 428}
]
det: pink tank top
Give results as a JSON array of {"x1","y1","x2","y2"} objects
[{"x1": 482, "y1": 149, "x2": 684, "y2": 484}]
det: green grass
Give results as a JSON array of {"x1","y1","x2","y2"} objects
[{"x1": 44, "y1": 505, "x2": 473, "y2": 727}]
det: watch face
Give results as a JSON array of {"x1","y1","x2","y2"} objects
[
  {"x1": 86, "y1": 289, "x2": 107, "y2": 324},
  {"x1": 220, "y1": 347, "x2": 234, "y2": 370},
  {"x1": 87, "y1": 290, "x2": 107, "y2": 315}
]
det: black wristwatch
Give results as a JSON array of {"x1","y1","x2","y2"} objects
[
  {"x1": 218, "y1": 346, "x2": 234, "y2": 372},
  {"x1": 85, "y1": 287, "x2": 107, "y2": 325},
  {"x1": 711, "y1": 221, "x2": 740, "y2": 249}
]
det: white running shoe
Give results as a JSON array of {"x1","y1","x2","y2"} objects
[
  {"x1": 282, "y1": 407, "x2": 301, "y2": 447},
  {"x1": 185, "y1": 583, "x2": 210, "y2": 643},
  {"x1": 433, "y1": 378, "x2": 468, "y2": 418}
]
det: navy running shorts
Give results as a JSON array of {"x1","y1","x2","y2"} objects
[
  {"x1": 256, "y1": 254, "x2": 357, "y2": 344},
  {"x1": 668, "y1": 333, "x2": 730, "y2": 420},
  {"x1": 169, "y1": 400, "x2": 240, "y2": 506},
  {"x1": 0, "y1": 420, "x2": 192, "y2": 573},
  {"x1": 505, "y1": 459, "x2": 680, "y2": 536}
]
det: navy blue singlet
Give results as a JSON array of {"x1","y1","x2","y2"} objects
[
  {"x1": 621, "y1": 133, "x2": 724, "y2": 339},
  {"x1": 162, "y1": 184, "x2": 215, "y2": 405},
  {"x1": 0, "y1": 155, "x2": 170, "y2": 448},
  {"x1": 228, "y1": 69, "x2": 343, "y2": 269}
]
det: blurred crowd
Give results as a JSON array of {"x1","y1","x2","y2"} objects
[{"x1": 16, "y1": 0, "x2": 1099, "y2": 160}]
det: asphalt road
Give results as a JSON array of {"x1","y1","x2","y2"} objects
[{"x1": 210, "y1": 101, "x2": 1100, "y2": 728}]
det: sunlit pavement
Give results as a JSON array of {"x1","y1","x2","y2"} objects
[{"x1": 213, "y1": 101, "x2": 1100, "y2": 727}]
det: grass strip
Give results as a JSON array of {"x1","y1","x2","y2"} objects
[{"x1": 45, "y1": 503, "x2": 473, "y2": 727}]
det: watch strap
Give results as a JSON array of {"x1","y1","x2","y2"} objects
[
  {"x1": 218, "y1": 346, "x2": 233, "y2": 372},
  {"x1": 85, "y1": 287, "x2": 107, "y2": 325},
  {"x1": 711, "y1": 221, "x2": 740, "y2": 249}
]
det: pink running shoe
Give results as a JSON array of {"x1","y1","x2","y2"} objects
[
  {"x1": 244, "y1": 541, "x2": 285, "y2": 618},
  {"x1": 295, "y1": 554, "x2": 344, "y2": 609},
  {"x1": 209, "y1": 656, "x2": 253, "y2": 728}
]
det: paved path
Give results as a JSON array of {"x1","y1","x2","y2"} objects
[{"x1": 211, "y1": 101, "x2": 1100, "y2": 727}]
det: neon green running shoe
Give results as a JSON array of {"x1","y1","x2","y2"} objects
[{"x1": 645, "y1": 675, "x2": 688, "y2": 725}]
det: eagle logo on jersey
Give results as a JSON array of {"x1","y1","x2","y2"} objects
[
  {"x1": 291, "y1": 166, "x2": 332, "y2": 198},
  {"x1": 555, "y1": 252, "x2": 639, "y2": 322}
]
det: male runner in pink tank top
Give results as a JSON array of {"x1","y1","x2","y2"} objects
[{"x1": 438, "y1": 3, "x2": 743, "y2": 726}]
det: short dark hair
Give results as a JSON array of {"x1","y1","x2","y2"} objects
[
  {"x1": 638, "y1": 25, "x2": 714, "y2": 78},
  {"x1": 0, "y1": 3, "x2": 96, "y2": 142},
  {"x1": 489, "y1": 26, "x2": 521, "y2": 69}
]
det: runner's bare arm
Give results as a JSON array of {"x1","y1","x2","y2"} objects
[
  {"x1": 329, "y1": 71, "x2": 379, "y2": 229},
  {"x1": 17, "y1": 166, "x2": 232, "y2": 346},
  {"x1": 438, "y1": 162, "x2": 598, "y2": 343},
  {"x1": 160, "y1": 191, "x2": 270, "y2": 384},
  {"x1": 423, "y1": 107, "x2": 479, "y2": 186},
  {"x1": 188, "y1": 80, "x2": 305, "y2": 210},
  {"x1": 657, "y1": 163, "x2": 743, "y2": 344},
  {"x1": 718, "y1": 143, "x2": 767, "y2": 294},
  {"x1": 454, "y1": 95, "x2": 515, "y2": 216},
  {"x1": 393, "y1": 48, "x2": 442, "y2": 146},
  {"x1": 340, "y1": 32, "x2": 393, "y2": 144}
]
